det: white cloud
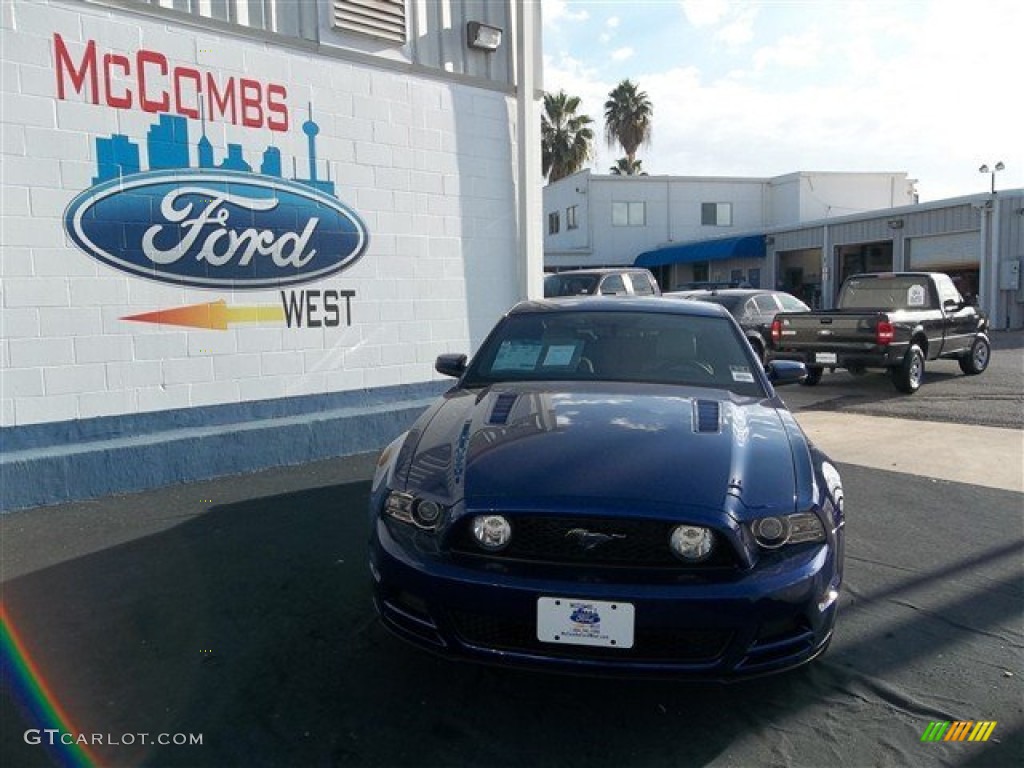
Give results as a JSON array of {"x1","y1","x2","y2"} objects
[
  {"x1": 606, "y1": 16, "x2": 620, "y2": 29},
  {"x1": 544, "y1": 0, "x2": 590, "y2": 28},
  {"x1": 599, "y1": 32, "x2": 611, "y2": 44},
  {"x1": 681, "y1": 0, "x2": 731, "y2": 28},
  {"x1": 715, "y1": 6, "x2": 756, "y2": 47},
  {"x1": 752, "y1": 31, "x2": 823, "y2": 71},
  {"x1": 611, "y1": 47, "x2": 634, "y2": 62}
]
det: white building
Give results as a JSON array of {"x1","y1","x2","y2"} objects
[
  {"x1": 544, "y1": 171, "x2": 1023, "y2": 328},
  {"x1": 543, "y1": 169, "x2": 918, "y2": 290},
  {"x1": 0, "y1": 0, "x2": 544, "y2": 509}
]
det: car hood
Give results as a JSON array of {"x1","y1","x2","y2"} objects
[{"x1": 398, "y1": 383, "x2": 803, "y2": 521}]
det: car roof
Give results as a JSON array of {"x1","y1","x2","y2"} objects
[
  {"x1": 546, "y1": 268, "x2": 651, "y2": 277},
  {"x1": 508, "y1": 296, "x2": 730, "y2": 319}
]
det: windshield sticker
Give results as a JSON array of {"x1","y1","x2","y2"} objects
[
  {"x1": 493, "y1": 340, "x2": 543, "y2": 371},
  {"x1": 907, "y1": 284, "x2": 927, "y2": 306},
  {"x1": 730, "y1": 366, "x2": 755, "y2": 383},
  {"x1": 542, "y1": 344, "x2": 580, "y2": 367}
]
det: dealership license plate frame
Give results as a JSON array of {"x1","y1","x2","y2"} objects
[
  {"x1": 815, "y1": 352, "x2": 838, "y2": 365},
  {"x1": 537, "y1": 597, "x2": 635, "y2": 649}
]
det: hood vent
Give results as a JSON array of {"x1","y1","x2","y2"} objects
[
  {"x1": 693, "y1": 400, "x2": 721, "y2": 433},
  {"x1": 489, "y1": 393, "x2": 518, "y2": 425}
]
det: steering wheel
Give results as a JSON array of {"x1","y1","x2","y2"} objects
[{"x1": 576, "y1": 356, "x2": 595, "y2": 374}]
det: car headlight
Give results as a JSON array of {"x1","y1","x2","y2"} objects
[
  {"x1": 750, "y1": 513, "x2": 825, "y2": 549},
  {"x1": 471, "y1": 515, "x2": 512, "y2": 551},
  {"x1": 669, "y1": 524, "x2": 714, "y2": 562},
  {"x1": 384, "y1": 491, "x2": 446, "y2": 531}
]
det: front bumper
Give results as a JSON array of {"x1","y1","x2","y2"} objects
[{"x1": 369, "y1": 519, "x2": 841, "y2": 680}]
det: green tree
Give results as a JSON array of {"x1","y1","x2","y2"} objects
[
  {"x1": 609, "y1": 157, "x2": 647, "y2": 176},
  {"x1": 541, "y1": 90, "x2": 594, "y2": 183},
  {"x1": 604, "y1": 79, "x2": 653, "y2": 167}
]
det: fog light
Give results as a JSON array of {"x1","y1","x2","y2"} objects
[
  {"x1": 472, "y1": 515, "x2": 511, "y2": 551},
  {"x1": 669, "y1": 525, "x2": 713, "y2": 562}
]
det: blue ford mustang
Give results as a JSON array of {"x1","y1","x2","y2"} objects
[{"x1": 369, "y1": 298, "x2": 845, "y2": 679}]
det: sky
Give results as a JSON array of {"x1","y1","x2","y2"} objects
[{"x1": 542, "y1": 0, "x2": 1023, "y2": 202}]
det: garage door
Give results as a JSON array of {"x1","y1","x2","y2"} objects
[{"x1": 907, "y1": 231, "x2": 978, "y2": 269}]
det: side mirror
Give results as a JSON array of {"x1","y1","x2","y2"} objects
[
  {"x1": 765, "y1": 360, "x2": 807, "y2": 386},
  {"x1": 435, "y1": 353, "x2": 467, "y2": 378},
  {"x1": 942, "y1": 298, "x2": 962, "y2": 312}
]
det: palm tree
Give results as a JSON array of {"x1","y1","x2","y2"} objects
[
  {"x1": 541, "y1": 90, "x2": 594, "y2": 183},
  {"x1": 609, "y1": 157, "x2": 647, "y2": 176},
  {"x1": 604, "y1": 79, "x2": 653, "y2": 167}
]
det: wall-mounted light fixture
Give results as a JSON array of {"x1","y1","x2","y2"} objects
[
  {"x1": 887, "y1": 219, "x2": 904, "y2": 230},
  {"x1": 979, "y1": 161, "x2": 1005, "y2": 194},
  {"x1": 467, "y1": 21, "x2": 502, "y2": 51}
]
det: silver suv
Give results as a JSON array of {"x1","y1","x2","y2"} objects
[{"x1": 544, "y1": 268, "x2": 661, "y2": 298}]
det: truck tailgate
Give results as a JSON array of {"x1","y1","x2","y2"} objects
[{"x1": 775, "y1": 311, "x2": 884, "y2": 354}]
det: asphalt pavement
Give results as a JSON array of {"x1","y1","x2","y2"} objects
[{"x1": 2, "y1": 332, "x2": 1022, "y2": 768}]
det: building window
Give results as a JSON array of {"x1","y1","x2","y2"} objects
[
  {"x1": 730, "y1": 269, "x2": 744, "y2": 283},
  {"x1": 701, "y1": 202, "x2": 733, "y2": 227},
  {"x1": 748, "y1": 268, "x2": 761, "y2": 288},
  {"x1": 138, "y1": 0, "x2": 318, "y2": 40},
  {"x1": 612, "y1": 201, "x2": 645, "y2": 227},
  {"x1": 333, "y1": 0, "x2": 407, "y2": 43},
  {"x1": 566, "y1": 205, "x2": 578, "y2": 230},
  {"x1": 548, "y1": 211, "x2": 560, "y2": 235}
]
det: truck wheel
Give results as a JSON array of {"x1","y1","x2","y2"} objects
[
  {"x1": 958, "y1": 336, "x2": 990, "y2": 375},
  {"x1": 800, "y1": 367, "x2": 823, "y2": 386},
  {"x1": 892, "y1": 345, "x2": 924, "y2": 394}
]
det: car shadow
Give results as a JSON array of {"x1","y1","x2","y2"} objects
[{"x1": 2, "y1": 468, "x2": 1021, "y2": 768}]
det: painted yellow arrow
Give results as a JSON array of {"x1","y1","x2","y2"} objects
[{"x1": 122, "y1": 300, "x2": 285, "y2": 330}]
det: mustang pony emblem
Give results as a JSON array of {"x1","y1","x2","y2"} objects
[{"x1": 565, "y1": 528, "x2": 627, "y2": 551}]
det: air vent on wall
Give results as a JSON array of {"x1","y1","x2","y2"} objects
[{"x1": 333, "y1": 0, "x2": 406, "y2": 43}]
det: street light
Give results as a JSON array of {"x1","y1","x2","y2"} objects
[{"x1": 979, "y1": 161, "x2": 1005, "y2": 194}]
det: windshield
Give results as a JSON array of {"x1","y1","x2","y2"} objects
[
  {"x1": 462, "y1": 310, "x2": 765, "y2": 397},
  {"x1": 839, "y1": 276, "x2": 935, "y2": 310},
  {"x1": 544, "y1": 274, "x2": 600, "y2": 297}
]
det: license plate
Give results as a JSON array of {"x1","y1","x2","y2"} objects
[
  {"x1": 815, "y1": 352, "x2": 838, "y2": 364},
  {"x1": 537, "y1": 597, "x2": 634, "y2": 649}
]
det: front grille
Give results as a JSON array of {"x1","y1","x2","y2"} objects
[
  {"x1": 448, "y1": 515, "x2": 737, "y2": 569},
  {"x1": 450, "y1": 610, "x2": 731, "y2": 663}
]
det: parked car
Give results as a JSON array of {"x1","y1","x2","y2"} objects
[
  {"x1": 770, "y1": 272, "x2": 990, "y2": 393},
  {"x1": 544, "y1": 268, "x2": 661, "y2": 298},
  {"x1": 668, "y1": 289, "x2": 810, "y2": 364},
  {"x1": 369, "y1": 297, "x2": 845, "y2": 679}
]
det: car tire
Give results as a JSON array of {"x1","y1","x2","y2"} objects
[
  {"x1": 892, "y1": 344, "x2": 924, "y2": 394},
  {"x1": 958, "y1": 336, "x2": 990, "y2": 375},
  {"x1": 800, "y1": 367, "x2": 823, "y2": 386}
]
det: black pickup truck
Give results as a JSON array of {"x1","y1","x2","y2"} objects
[{"x1": 769, "y1": 272, "x2": 990, "y2": 394}]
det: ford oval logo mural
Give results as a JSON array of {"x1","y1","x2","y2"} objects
[{"x1": 64, "y1": 112, "x2": 369, "y2": 290}]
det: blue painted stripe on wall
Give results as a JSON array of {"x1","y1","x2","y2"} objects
[
  {"x1": 0, "y1": 382, "x2": 450, "y2": 513},
  {"x1": 0, "y1": 381, "x2": 448, "y2": 451}
]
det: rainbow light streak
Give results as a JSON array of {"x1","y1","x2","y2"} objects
[{"x1": 1, "y1": 603, "x2": 98, "y2": 768}]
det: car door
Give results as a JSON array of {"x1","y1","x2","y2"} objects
[{"x1": 932, "y1": 273, "x2": 975, "y2": 356}]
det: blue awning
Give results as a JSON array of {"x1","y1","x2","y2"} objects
[{"x1": 635, "y1": 235, "x2": 766, "y2": 267}]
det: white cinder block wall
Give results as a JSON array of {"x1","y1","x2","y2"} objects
[{"x1": 0, "y1": 0, "x2": 522, "y2": 430}]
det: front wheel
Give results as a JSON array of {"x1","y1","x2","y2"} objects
[
  {"x1": 891, "y1": 345, "x2": 924, "y2": 394},
  {"x1": 958, "y1": 336, "x2": 990, "y2": 375},
  {"x1": 800, "y1": 366, "x2": 823, "y2": 386}
]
